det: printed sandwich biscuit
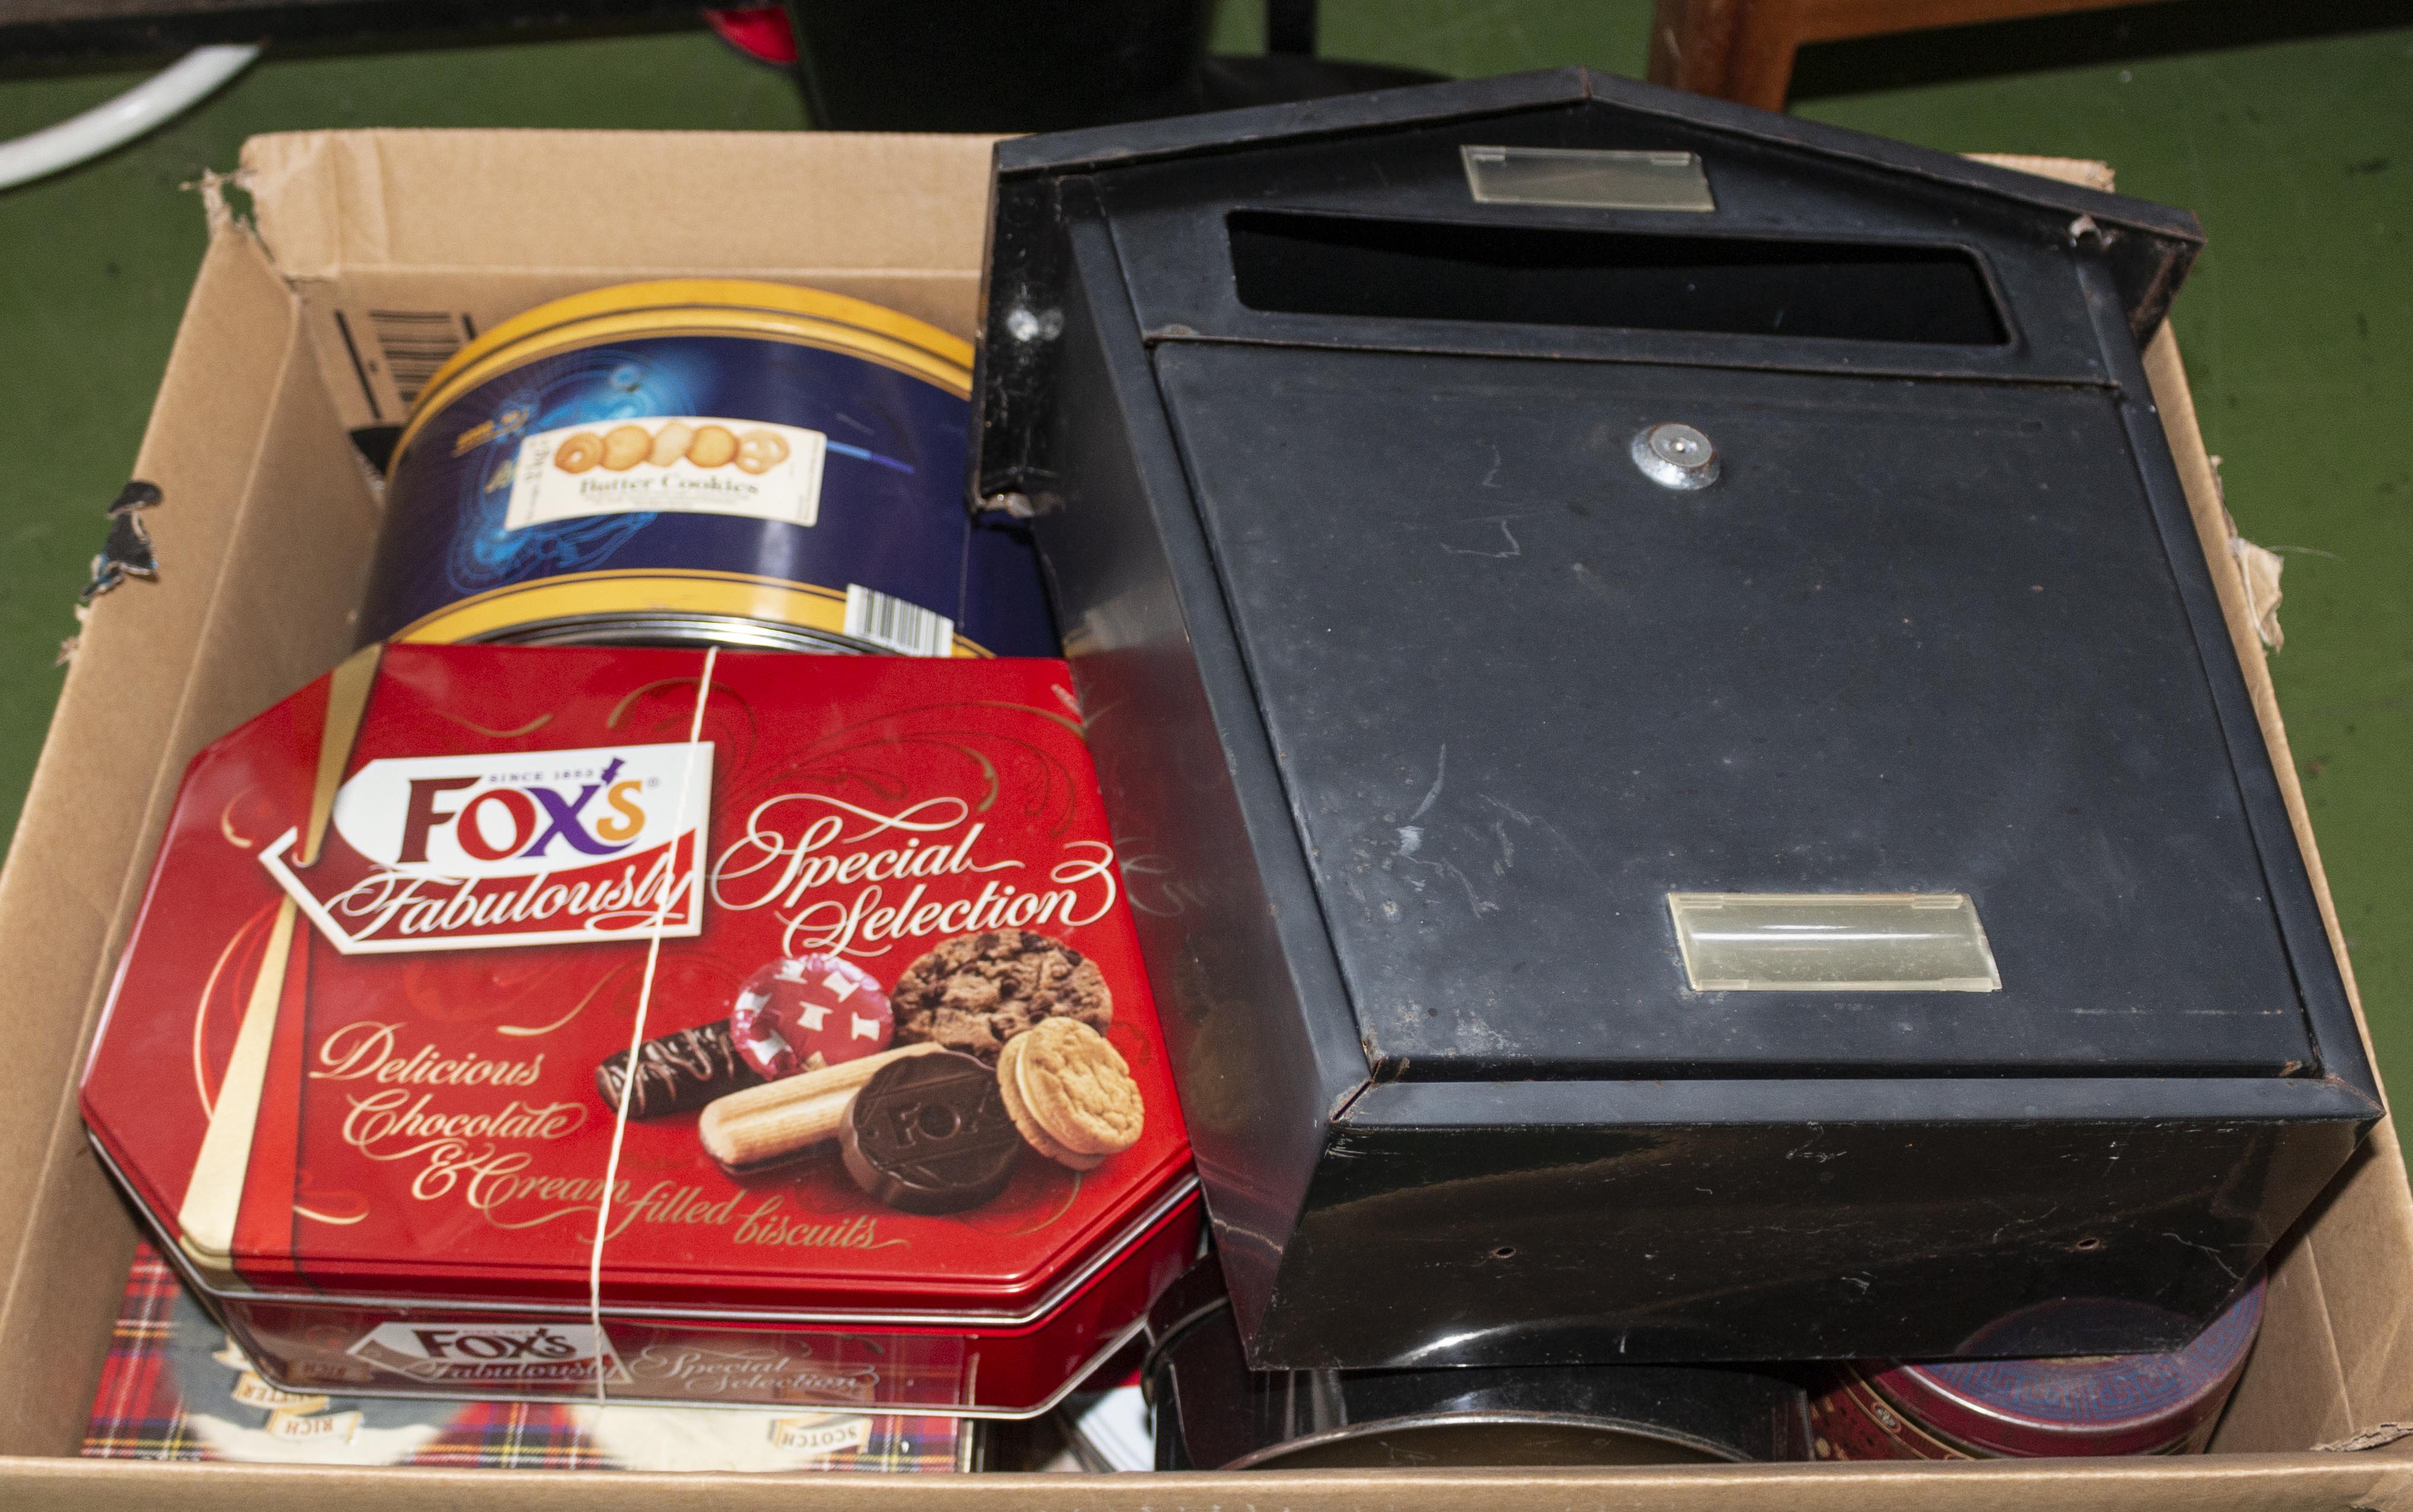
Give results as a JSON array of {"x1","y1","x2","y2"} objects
[{"x1": 998, "y1": 1017, "x2": 1142, "y2": 1169}]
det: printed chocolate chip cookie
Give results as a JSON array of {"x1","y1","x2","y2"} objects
[{"x1": 892, "y1": 929, "x2": 1110, "y2": 1061}]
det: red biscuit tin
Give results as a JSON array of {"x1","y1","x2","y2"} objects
[
  {"x1": 81, "y1": 644, "x2": 1199, "y2": 1415},
  {"x1": 1808, "y1": 1278, "x2": 2265, "y2": 1459}
]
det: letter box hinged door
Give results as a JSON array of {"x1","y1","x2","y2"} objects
[{"x1": 971, "y1": 69, "x2": 2377, "y2": 1370}]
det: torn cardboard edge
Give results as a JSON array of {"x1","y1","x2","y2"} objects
[
  {"x1": 81, "y1": 481, "x2": 164, "y2": 604},
  {"x1": 63, "y1": 481, "x2": 168, "y2": 663}
]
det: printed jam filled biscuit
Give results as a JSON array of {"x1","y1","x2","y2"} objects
[
  {"x1": 553, "y1": 432, "x2": 604, "y2": 473},
  {"x1": 687, "y1": 424, "x2": 738, "y2": 468},
  {"x1": 892, "y1": 930, "x2": 1111, "y2": 1062},
  {"x1": 600, "y1": 424, "x2": 652, "y2": 471},
  {"x1": 648, "y1": 420, "x2": 695, "y2": 468},
  {"x1": 735, "y1": 428, "x2": 791, "y2": 475},
  {"x1": 730, "y1": 954, "x2": 893, "y2": 1080},
  {"x1": 1000, "y1": 1017, "x2": 1141, "y2": 1166}
]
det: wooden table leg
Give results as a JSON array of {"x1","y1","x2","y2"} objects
[
  {"x1": 1651, "y1": 0, "x2": 2178, "y2": 114},
  {"x1": 1649, "y1": 0, "x2": 1805, "y2": 113}
]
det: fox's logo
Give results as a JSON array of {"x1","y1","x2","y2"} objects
[
  {"x1": 263, "y1": 740, "x2": 714, "y2": 953},
  {"x1": 397, "y1": 756, "x2": 645, "y2": 864}
]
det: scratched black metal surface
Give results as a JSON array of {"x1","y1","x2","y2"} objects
[
  {"x1": 1160, "y1": 344, "x2": 2309, "y2": 1078},
  {"x1": 974, "y1": 69, "x2": 2379, "y2": 1370}
]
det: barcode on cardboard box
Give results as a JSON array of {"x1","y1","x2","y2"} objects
[
  {"x1": 844, "y1": 584, "x2": 954, "y2": 657},
  {"x1": 369, "y1": 311, "x2": 471, "y2": 405}
]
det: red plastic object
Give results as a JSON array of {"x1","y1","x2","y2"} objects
[
  {"x1": 82, "y1": 645, "x2": 1198, "y2": 1415},
  {"x1": 704, "y1": 7, "x2": 799, "y2": 66}
]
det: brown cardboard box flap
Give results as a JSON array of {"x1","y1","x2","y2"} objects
[
  {"x1": 241, "y1": 129, "x2": 998, "y2": 427},
  {"x1": 14, "y1": 1450, "x2": 2413, "y2": 1510},
  {"x1": 244, "y1": 128, "x2": 997, "y2": 281}
]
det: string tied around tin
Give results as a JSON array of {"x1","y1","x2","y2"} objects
[{"x1": 586, "y1": 645, "x2": 718, "y2": 1405}]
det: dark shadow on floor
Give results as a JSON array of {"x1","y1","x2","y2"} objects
[
  {"x1": 0, "y1": 2, "x2": 698, "y2": 76},
  {"x1": 1791, "y1": 0, "x2": 2413, "y2": 100}
]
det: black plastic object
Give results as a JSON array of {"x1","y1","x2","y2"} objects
[
  {"x1": 786, "y1": 0, "x2": 1210, "y2": 132},
  {"x1": 781, "y1": 0, "x2": 1439, "y2": 133},
  {"x1": 1143, "y1": 1258, "x2": 1811, "y2": 1468},
  {"x1": 970, "y1": 68, "x2": 2379, "y2": 1369}
]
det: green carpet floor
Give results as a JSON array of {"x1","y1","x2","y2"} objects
[{"x1": 2, "y1": 6, "x2": 2406, "y2": 1126}]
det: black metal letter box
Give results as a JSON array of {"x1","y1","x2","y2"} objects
[{"x1": 971, "y1": 69, "x2": 2379, "y2": 1369}]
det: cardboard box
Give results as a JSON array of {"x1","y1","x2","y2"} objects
[{"x1": 2, "y1": 127, "x2": 2411, "y2": 1505}]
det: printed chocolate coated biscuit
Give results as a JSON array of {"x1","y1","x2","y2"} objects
[
  {"x1": 840, "y1": 1050, "x2": 1022, "y2": 1214},
  {"x1": 593, "y1": 1018, "x2": 764, "y2": 1120},
  {"x1": 1008, "y1": 1016, "x2": 1142, "y2": 1161},
  {"x1": 892, "y1": 930, "x2": 1110, "y2": 1062},
  {"x1": 996, "y1": 1031, "x2": 1102, "y2": 1171}
]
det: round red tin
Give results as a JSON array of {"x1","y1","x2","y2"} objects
[
  {"x1": 1809, "y1": 1278, "x2": 2265, "y2": 1459},
  {"x1": 81, "y1": 644, "x2": 1199, "y2": 1415}
]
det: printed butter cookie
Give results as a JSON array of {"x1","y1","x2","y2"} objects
[
  {"x1": 735, "y1": 428, "x2": 790, "y2": 475},
  {"x1": 892, "y1": 929, "x2": 1112, "y2": 1061},
  {"x1": 647, "y1": 420, "x2": 695, "y2": 468},
  {"x1": 1007, "y1": 1016, "x2": 1142, "y2": 1162},
  {"x1": 600, "y1": 423, "x2": 652, "y2": 471},
  {"x1": 686, "y1": 423, "x2": 738, "y2": 468},
  {"x1": 553, "y1": 431, "x2": 604, "y2": 473}
]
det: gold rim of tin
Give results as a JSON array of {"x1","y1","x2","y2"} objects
[
  {"x1": 395, "y1": 279, "x2": 974, "y2": 460},
  {"x1": 392, "y1": 568, "x2": 998, "y2": 657}
]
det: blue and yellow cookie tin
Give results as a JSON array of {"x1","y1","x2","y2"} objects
[{"x1": 359, "y1": 280, "x2": 1055, "y2": 657}]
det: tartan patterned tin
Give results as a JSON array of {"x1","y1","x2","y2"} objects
[{"x1": 85, "y1": 1243, "x2": 969, "y2": 1471}]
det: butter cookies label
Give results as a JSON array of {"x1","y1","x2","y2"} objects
[{"x1": 505, "y1": 416, "x2": 828, "y2": 532}]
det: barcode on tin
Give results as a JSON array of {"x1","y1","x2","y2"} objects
[
  {"x1": 369, "y1": 310, "x2": 470, "y2": 405},
  {"x1": 844, "y1": 585, "x2": 955, "y2": 657}
]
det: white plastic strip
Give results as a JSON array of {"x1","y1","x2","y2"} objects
[
  {"x1": 1461, "y1": 145, "x2": 1716, "y2": 212},
  {"x1": 0, "y1": 46, "x2": 260, "y2": 192},
  {"x1": 1668, "y1": 891, "x2": 2001, "y2": 992},
  {"x1": 588, "y1": 647, "x2": 717, "y2": 1402}
]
